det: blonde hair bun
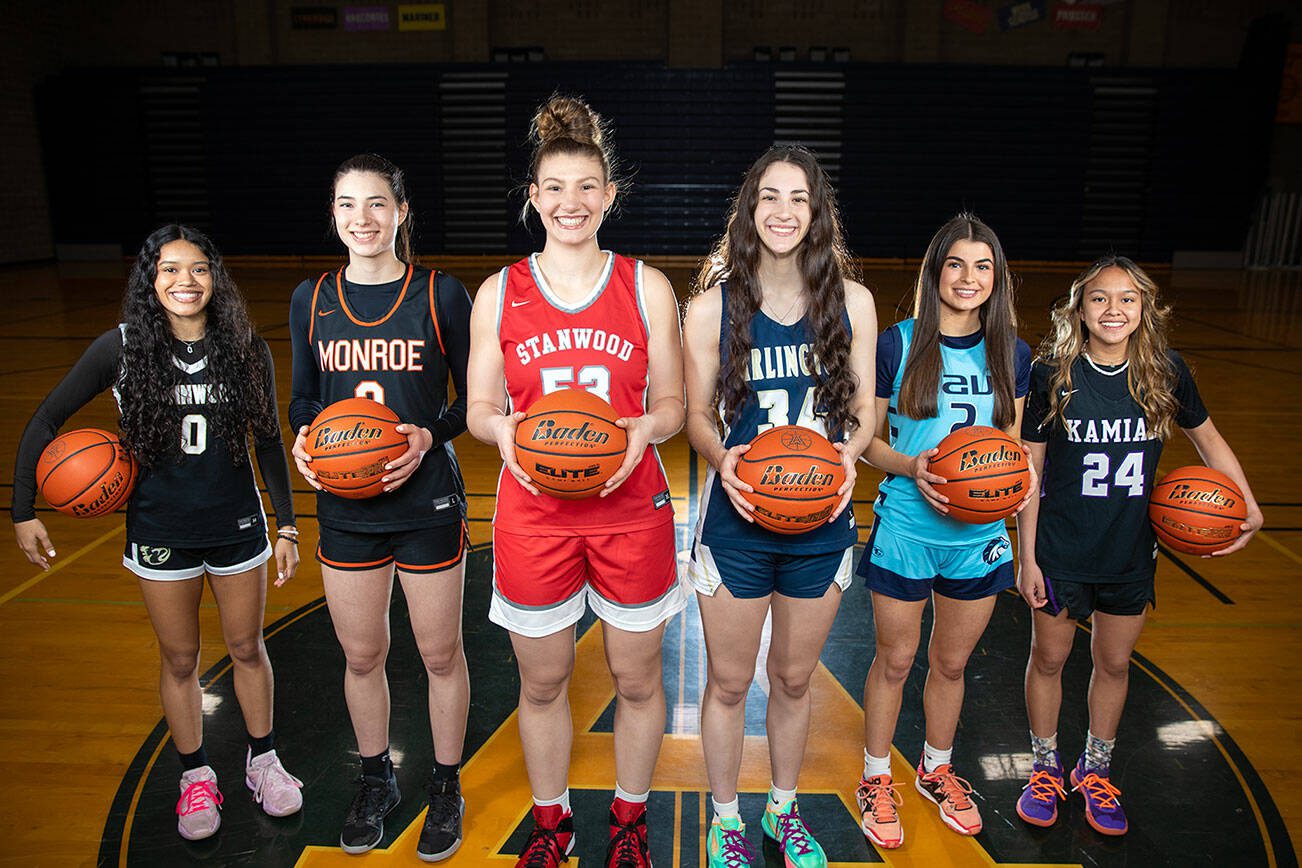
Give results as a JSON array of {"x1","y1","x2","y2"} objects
[{"x1": 531, "y1": 95, "x2": 604, "y2": 148}]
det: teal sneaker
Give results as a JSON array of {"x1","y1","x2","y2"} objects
[
  {"x1": 707, "y1": 815, "x2": 754, "y2": 867},
  {"x1": 760, "y1": 799, "x2": 827, "y2": 867}
]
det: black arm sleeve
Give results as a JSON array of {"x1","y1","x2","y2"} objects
[
  {"x1": 11, "y1": 328, "x2": 123, "y2": 522},
  {"x1": 1021, "y1": 360, "x2": 1052, "y2": 443},
  {"x1": 288, "y1": 278, "x2": 324, "y2": 433},
  {"x1": 250, "y1": 338, "x2": 296, "y2": 529},
  {"x1": 429, "y1": 271, "x2": 472, "y2": 446}
]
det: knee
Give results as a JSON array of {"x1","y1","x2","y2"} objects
[
  {"x1": 872, "y1": 649, "x2": 916, "y2": 687},
  {"x1": 929, "y1": 652, "x2": 969, "y2": 684},
  {"x1": 520, "y1": 672, "x2": 569, "y2": 708},
  {"x1": 706, "y1": 668, "x2": 754, "y2": 707},
  {"x1": 1030, "y1": 643, "x2": 1070, "y2": 678},
  {"x1": 225, "y1": 634, "x2": 266, "y2": 668},
  {"x1": 419, "y1": 638, "x2": 464, "y2": 679},
  {"x1": 343, "y1": 642, "x2": 389, "y2": 678},
  {"x1": 1093, "y1": 655, "x2": 1131, "y2": 682},
  {"x1": 768, "y1": 661, "x2": 812, "y2": 700},
  {"x1": 160, "y1": 647, "x2": 200, "y2": 682},
  {"x1": 611, "y1": 667, "x2": 661, "y2": 707}
]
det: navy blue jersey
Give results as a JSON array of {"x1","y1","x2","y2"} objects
[
  {"x1": 1023, "y1": 351, "x2": 1208, "y2": 583},
  {"x1": 288, "y1": 264, "x2": 471, "y2": 532},
  {"x1": 695, "y1": 282, "x2": 856, "y2": 554},
  {"x1": 874, "y1": 319, "x2": 1032, "y2": 546}
]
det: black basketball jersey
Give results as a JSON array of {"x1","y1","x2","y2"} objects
[
  {"x1": 289, "y1": 264, "x2": 470, "y2": 532},
  {"x1": 1022, "y1": 351, "x2": 1208, "y2": 583}
]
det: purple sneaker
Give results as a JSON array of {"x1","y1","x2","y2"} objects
[
  {"x1": 1016, "y1": 751, "x2": 1066, "y2": 827},
  {"x1": 1070, "y1": 754, "x2": 1128, "y2": 836}
]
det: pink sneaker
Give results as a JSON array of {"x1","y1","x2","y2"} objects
[
  {"x1": 176, "y1": 765, "x2": 223, "y2": 841},
  {"x1": 245, "y1": 748, "x2": 304, "y2": 817}
]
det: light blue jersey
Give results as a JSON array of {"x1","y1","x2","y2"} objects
[{"x1": 873, "y1": 318, "x2": 1032, "y2": 547}]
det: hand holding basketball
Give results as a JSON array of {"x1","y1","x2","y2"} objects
[
  {"x1": 491, "y1": 410, "x2": 539, "y2": 496},
  {"x1": 600, "y1": 415, "x2": 651, "y2": 496},
  {"x1": 718, "y1": 442, "x2": 755, "y2": 522},
  {"x1": 291, "y1": 426, "x2": 322, "y2": 491},
  {"x1": 910, "y1": 447, "x2": 949, "y2": 515},
  {"x1": 830, "y1": 441, "x2": 857, "y2": 521},
  {"x1": 1213, "y1": 502, "x2": 1263, "y2": 557},
  {"x1": 381, "y1": 424, "x2": 433, "y2": 492},
  {"x1": 14, "y1": 518, "x2": 55, "y2": 571}
]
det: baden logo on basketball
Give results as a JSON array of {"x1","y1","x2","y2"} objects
[
  {"x1": 529, "y1": 418, "x2": 611, "y2": 448},
  {"x1": 312, "y1": 422, "x2": 385, "y2": 453},
  {"x1": 1166, "y1": 482, "x2": 1238, "y2": 509},
  {"x1": 958, "y1": 443, "x2": 1022, "y2": 473},
  {"x1": 758, "y1": 463, "x2": 836, "y2": 490}
]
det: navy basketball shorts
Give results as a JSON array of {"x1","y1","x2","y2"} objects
[
  {"x1": 857, "y1": 517, "x2": 1014, "y2": 602},
  {"x1": 123, "y1": 535, "x2": 271, "y2": 581},
  {"x1": 1042, "y1": 574, "x2": 1155, "y2": 620},
  {"x1": 687, "y1": 541, "x2": 853, "y2": 600},
  {"x1": 317, "y1": 521, "x2": 466, "y2": 575}
]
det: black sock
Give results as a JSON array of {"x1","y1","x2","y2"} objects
[
  {"x1": 178, "y1": 745, "x2": 209, "y2": 771},
  {"x1": 432, "y1": 759, "x2": 461, "y2": 783},
  {"x1": 248, "y1": 729, "x2": 276, "y2": 757},
  {"x1": 361, "y1": 748, "x2": 392, "y2": 779}
]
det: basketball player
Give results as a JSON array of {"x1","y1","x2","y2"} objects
[
  {"x1": 682, "y1": 146, "x2": 876, "y2": 868},
  {"x1": 466, "y1": 95, "x2": 685, "y2": 868},
  {"x1": 854, "y1": 214, "x2": 1033, "y2": 849},
  {"x1": 11, "y1": 225, "x2": 302, "y2": 841},
  {"x1": 1015, "y1": 256, "x2": 1260, "y2": 836},
  {"x1": 287, "y1": 154, "x2": 472, "y2": 860}
]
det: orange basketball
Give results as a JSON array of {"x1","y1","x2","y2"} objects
[
  {"x1": 305, "y1": 398, "x2": 408, "y2": 499},
  {"x1": 1149, "y1": 466, "x2": 1247, "y2": 555},
  {"x1": 514, "y1": 389, "x2": 628, "y2": 499},
  {"x1": 928, "y1": 425, "x2": 1031, "y2": 524},
  {"x1": 37, "y1": 428, "x2": 137, "y2": 518},
  {"x1": 735, "y1": 425, "x2": 845, "y2": 534}
]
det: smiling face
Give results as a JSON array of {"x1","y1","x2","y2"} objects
[
  {"x1": 1080, "y1": 265, "x2": 1142, "y2": 358},
  {"x1": 153, "y1": 239, "x2": 213, "y2": 332},
  {"x1": 937, "y1": 238, "x2": 995, "y2": 320},
  {"x1": 529, "y1": 151, "x2": 616, "y2": 246},
  {"x1": 751, "y1": 161, "x2": 812, "y2": 258},
  {"x1": 331, "y1": 170, "x2": 409, "y2": 259}
]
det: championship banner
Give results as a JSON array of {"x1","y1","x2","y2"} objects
[
  {"x1": 1052, "y1": 2, "x2": 1102, "y2": 30},
  {"x1": 344, "y1": 6, "x2": 392, "y2": 31},
  {"x1": 998, "y1": 0, "x2": 1046, "y2": 31},
  {"x1": 398, "y1": 3, "x2": 446, "y2": 31},
  {"x1": 290, "y1": 6, "x2": 337, "y2": 30},
  {"x1": 944, "y1": 0, "x2": 993, "y2": 35}
]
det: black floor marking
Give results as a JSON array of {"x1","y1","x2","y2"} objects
[{"x1": 1158, "y1": 544, "x2": 1235, "y2": 604}]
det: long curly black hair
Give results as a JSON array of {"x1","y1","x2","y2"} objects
[
  {"x1": 694, "y1": 146, "x2": 859, "y2": 438},
  {"x1": 117, "y1": 225, "x2": 277, "y2": 467}
]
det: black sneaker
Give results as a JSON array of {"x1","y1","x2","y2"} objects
[
  {"x1": 417, "y1": 777, "x2": 465, "y2": 862},
  {"x1": 339, "y1": 773, "x2": 401, "y2": 854}
]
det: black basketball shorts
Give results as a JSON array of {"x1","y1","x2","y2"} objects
[
  {"x1": 1043, "y1": 574, "x2": 1155, "y2": 620},
  {"x1": 123, "y1": 535, "x2": 271, "y2": 581},
  {"x1": 316, "y1": 522, "x2": 466, "y2": 575}
]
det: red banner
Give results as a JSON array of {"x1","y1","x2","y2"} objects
[
  {"x1": 1052, "y1": 2, "x2": 1103, "y2": 30},
  {"x1": 944, "y1": 0, "x2": 993, "y2": 34}
]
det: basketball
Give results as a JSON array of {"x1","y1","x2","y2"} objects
[
  {"x1": 1149, "y1": 466, "x2": 1247, "y2": 555},
  {"x1": 734, "y1": 425, "x2": 845, "y2": 534},
  {"x1": 928, "y1": 425, "x2": 1031, "y2": 524},
  {"x1": 37, "y1": 428, "x2": 137, "y2": 518},
  {"x1": 514, "y1": 389, "x2": 627, "y2": 499},
  {"x1": 304, "y1": 398, "x2": 408, "y2": 499}
]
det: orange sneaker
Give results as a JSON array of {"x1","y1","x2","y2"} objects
[
  {"x1": 914, "y1": 757, "x2": 982, "y2": 836},
  {"x1": 855, "y1": 774, "x2": 903, "y2": 849}
]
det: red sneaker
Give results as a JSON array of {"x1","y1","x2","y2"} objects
[{"x1": 516, "y1": 803, "x2": 575, "y2": 867}]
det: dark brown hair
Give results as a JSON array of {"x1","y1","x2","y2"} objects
[
  {"x1": 331, "y1": 153, "x2": 414, "y2": 263},
  {"x1": 694, "y1": 146, "x2": 860, "y2": 438},
  {"x1": 523, "y1": 94, "x2": 621, "y2": 221},
  {"x1": 898, "y1": 213, "x2": 1019, "y2": 429}
]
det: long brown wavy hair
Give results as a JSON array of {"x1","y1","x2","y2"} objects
[
  {"x1": 897, "y1": 213, "x2": 1019, "y2": 429},
  {"x1": 1038, "y1": 255, "x2": 1180, "y2": 440},
  {"x1": 694, "y1": 146, "x2": 859, "y2": 438}
]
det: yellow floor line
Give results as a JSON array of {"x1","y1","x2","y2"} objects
[
  {"x1": 1257, "y1": 530, "x2": 1302, "y2": 566},
  {"x1": 0, "y1": 524, "x2": 124, "y2": 608}
]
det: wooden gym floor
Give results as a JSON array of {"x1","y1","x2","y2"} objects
[{"x1": 0, "y1": 256, "x2": 1296, "y2": 866}]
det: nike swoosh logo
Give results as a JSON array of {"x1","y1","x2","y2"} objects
[
  {"x1": 510, "y1": 299, "x2": 530, "y2": 307},
  {"x1": 317, "y1": 308, "x2": 337, "y2": 317}
]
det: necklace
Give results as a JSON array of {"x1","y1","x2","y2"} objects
[
  {"x1": 180, "y1": 336, "x2": 203, "y2": 355},
  {"x1": 1084, "y1": 351, "x2": 1128, "y2": 376},
  {"x1": 762, "y1": 291, "x2": 805, "y2": 325}
]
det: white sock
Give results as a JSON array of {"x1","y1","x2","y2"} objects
[
  {"x1": 863, "y1": 748, "x2": 891, "y2": 779},
  {"x1": 768, "y1": 783, "x2": 797, "y2": 808},
  {"x1": 533, "y1": 788, "x2": 571, "y2": 815},
  {"x1": 712, "y1": 795, "x2": 740, "y2": 821},
  {"x1": 923, "y1": 742, "x2": 953, "y2": 774},
  {"x1": 614, "y1": 783, "x2": 649, "y2": 805}
]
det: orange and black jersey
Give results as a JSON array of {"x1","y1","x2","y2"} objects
[
  {"x1": 11, "y1": 327, "x2": 294, "y2": 546},
  {"x1": 288, "y1": 264, "x2": 471, "y2": 532}
]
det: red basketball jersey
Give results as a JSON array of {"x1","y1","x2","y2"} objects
[{"x1": 496, "y1": 252, "x2": 673, "y2": 534}]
